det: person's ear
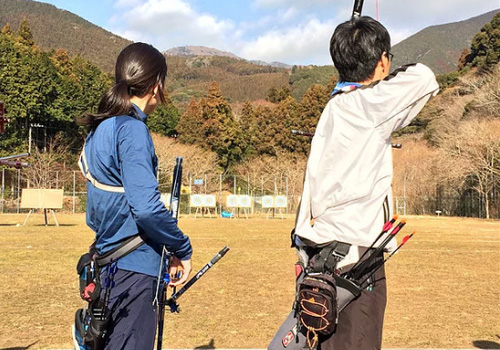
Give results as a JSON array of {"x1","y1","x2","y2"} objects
[
  {"x1": 381, "y1": 52, "x2": 391, "y2": 73},
  {"x1": 152, "y1": 85, "x2": 159, "y2": 98}
]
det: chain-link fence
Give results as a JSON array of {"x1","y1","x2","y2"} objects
[
  {"x1": 0, "y1": 168, "x2": 87, "y2": 214},
  {"x1": 0, "y1": 169, "x2": 300, "y2": 215},
  {"x1": 2, "y1": 168, "x2": 497, "y2": 218},
  {"x1": 394, "y1": 191, "x2": 499, "y2": 218}
]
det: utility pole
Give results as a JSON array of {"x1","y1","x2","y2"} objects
[
  {"x1": 29, "y1": 123, "x2": 44, "y2": 154},
  {"x1": 0, "y1": 101, "x2": 8, "y2": 133}
]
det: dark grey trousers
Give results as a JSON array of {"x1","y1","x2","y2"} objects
[{"x1": 318, "y1": 259, "x2": 387, "y2": 350}]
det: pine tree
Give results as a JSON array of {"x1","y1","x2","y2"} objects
[
  {"x1": 177, "y1": 97, "x2": 204, "y2": 144},
  {"x1": 469, "y1": 12, "x2": 500, "y2": 68},
  {"x1": 1, "y1": 23, "x2": 14, "y2": 37},
  {"x1": 51, "y1": 49, "x2": 73, "y2": 76},
  {"x1": 294, "y1": 84, "x2": 330, "y2": 154},
  {"x1": 239, "y1": 100, "x2": 257, "y2": 158},
  {"x1": 147, "y1": 98, "x2": 180, "y2": 137},
  {"x1": 16, "y1": 17, "x2": 35, "y2": 48},
  {"x1": 200, "y1": 81, "x2": 243, "y2": 169},
  {"x1": 253, "y1": 105, "x2": 276, "y2": 156},
  {"x1": 273, "y1": 96, "x2": 299, "y2": 153}
]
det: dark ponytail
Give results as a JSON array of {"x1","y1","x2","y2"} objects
[{"x1": 77, "y1": 42, "x2": 168, "y2": 130}]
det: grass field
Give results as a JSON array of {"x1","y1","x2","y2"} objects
[{"x1": 0, "y1": 213, "x2": 499, "y2": 349}]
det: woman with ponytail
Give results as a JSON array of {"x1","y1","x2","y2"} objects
[{"x1": 75, "y1": 42, "x2": 193, "y2": 350}]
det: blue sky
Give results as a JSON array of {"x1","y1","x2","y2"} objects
[{"x1": 35, "y1": 0, "x2": 500, "y2": 65}]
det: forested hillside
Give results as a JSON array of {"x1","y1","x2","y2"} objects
[
  {"x1": 391, "y1": 12, "x2": 500, "y2": 219},
  {"x1": 166, "y1": 56, "x2": 290, "y2": 105},
  {"x1": 0, "y1": 0, "x2": 131, "y2": 72},
  {"x1": 166, "y1": 55, "x2": 337, "y2": 106}
]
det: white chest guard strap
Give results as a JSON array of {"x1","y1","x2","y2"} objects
[{"x1": 78, "y1": 147, "x2": 125, "y2": 193}]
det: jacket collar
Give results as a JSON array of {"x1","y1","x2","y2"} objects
[
  {"x1": 132, "y1": 103, "x2": 148, "y2": 123},
  {"x1": 331, "y1": 82, "x2": 362, "y2": 96}
]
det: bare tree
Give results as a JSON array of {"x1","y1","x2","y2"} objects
[
  {"x1": 151, "y1": 133, "x2": 219, "y2": 191},
  {"x1": 22, "y1": 134, "x2": 73, "y2": 189},
  {"x1": 234, "y1": 150, "x2": 307, "y2": 198},
  {"x1": 392, "y1": 137, "x2": 442, "y2": 214},
  {"x1": 437, "y1": 119, "x2": 500, "y2": 218}
]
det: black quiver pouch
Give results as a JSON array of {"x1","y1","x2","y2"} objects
[
  {"x1": 296, "y1": 242, "x2": 346, "y2": 349},
  {"x1": 77, "y1": 245, "x2": 101, "y2": 303},
  {"x1": 74, "y1": 300, "x2": 111, "y2": 350},
  {"x1": 296, "y1": 241, "x2": 365, "y2": 350},
  {"x1": 298, "y1": 272, "x2": 337, "y2": 348},
  {"x1": 74, "y1": 243, "x2": 110, "y2": 350}
]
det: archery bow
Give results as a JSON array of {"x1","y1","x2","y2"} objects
[{"x1": 156, "y1": 157, "x2": 183, "y2": 350}]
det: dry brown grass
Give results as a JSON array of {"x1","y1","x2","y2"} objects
[{"x1": 0, "y1": 213, "x2": 499, "y2": 349}]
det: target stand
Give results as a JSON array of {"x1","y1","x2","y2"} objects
[
  {"x1": 274, "y1": 195, "x2": 287, "y2": 219},
  {"x1": 261, "y1": 195, "x2": 287, "y2": 219},
  {"x1": 191, "y1": 194, "x2": 217, "y2": 218},
  {"x1": 238, "y1": 195, "x2": 251, "y2": 219},
  {"x1": 226, "y1": 195, "x2": 251, "y2": 219},
  {"x1": 202, "y1": 194, "x2": 217, "y2": 217},
  {"x1": 262, "y1": 195, "x2": 275, "y2": 219},
  {"x1": 21, "y1": 189, "x2": 63, "y2": 226}
]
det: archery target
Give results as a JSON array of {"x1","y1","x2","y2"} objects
[
  {"x1": 203, "y1": 195, "x2": 216, "y2": 208},
  {"x1": 226, "y1": 195, "x2": 239, "y2": 208},
  {"x1": 275, "y1": 195, "x2": 288, "y2": 208},
  {"x1": 238, "y1": 195, "x2": 252, "y2": 208},
  {"x1": 190, "y1": 194, "x2": 204, "y2": 207},
  {"x1": 262, "y1": 195, "x2": 274, "y2": 208}
]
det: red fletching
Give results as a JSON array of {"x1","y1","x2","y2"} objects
[
  {"x1": 382, "y1": 215, "x2": 398, "y2": 232},
  {"x1": 402, "y1": 232, "x2": 415, "y2": 245},
  {"x1": 390, "y1": 220, "x2": 407, "y2": 235},
  {"x1": 390, "y1": 226, "x2": 400, "y2": 236},
  {"x1": 295, "y1": 263, "x2": 303, "y2": 278},
  {"x1": 382, "y1": 221, "x2": 393, "y2": 232}
]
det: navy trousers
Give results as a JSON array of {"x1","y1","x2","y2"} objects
[{"x1": 101, "y1": 269, "x2": 158, "y2": 350}]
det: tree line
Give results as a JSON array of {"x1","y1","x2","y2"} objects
[
  {"x1": 1, "y1": 15, "x2": 499, "y2": 219},
  {"x1": 175, "y1": 80, "x2": 337, "y2": 169},
  {"x1": 0, "y1": 18, "x2": 180, "y2": 156}
]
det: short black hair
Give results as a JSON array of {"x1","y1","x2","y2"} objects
[{"x1": 329, "y1": 16, "x2": 391, "y2": 82}]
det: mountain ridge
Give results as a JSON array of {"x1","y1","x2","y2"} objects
[
  {"x1": 166, "y1": 45, "x2": 292, "y2": 68},
  {"x1": 0, "y1": 0, "x2": 497, "y2": 74},
  {"x1": 391, "y1": 9, "x2": 499, "y2": 74},
  {"x1": 0, "y1": 0, "x2": 132, "y2": 72}
]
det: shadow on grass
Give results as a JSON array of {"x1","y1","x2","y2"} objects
[
  {"x1": 474, "y1": 339, "x2": 500, "y2": 349},
  {"x1": 195, "y1": 338, "x2": 215, "y2": 349},
  {"x1": 0, "y1": 341, "x2": 37, "y2": 350}
]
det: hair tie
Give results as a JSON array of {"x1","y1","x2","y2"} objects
[{"x1": 116, "y1": 80, "x2": 131, "y2": 96}]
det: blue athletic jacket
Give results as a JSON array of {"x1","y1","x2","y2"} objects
[{"x1": 81, "y1": 105, "x2": 192, "y2": 277}]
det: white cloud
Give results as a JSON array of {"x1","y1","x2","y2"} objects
[
  {"x1": 387, "y1": 28, "x2": 414, "y2": 46},
  {"x1": 238, "y1": 18, "x2": 336, "y2": 65},
  {"x1": 115, "y1": 0, "x2": 142, "y2": 8},
  {"x1": 110, "y1": 0, "x2": 235, "y2": 51},
  {"x1": 106, "y1": 0, "x2": 499, "y2": 66},
  {"x1": 254, "y1": 0, "x2": 331, "y2": 8}
]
